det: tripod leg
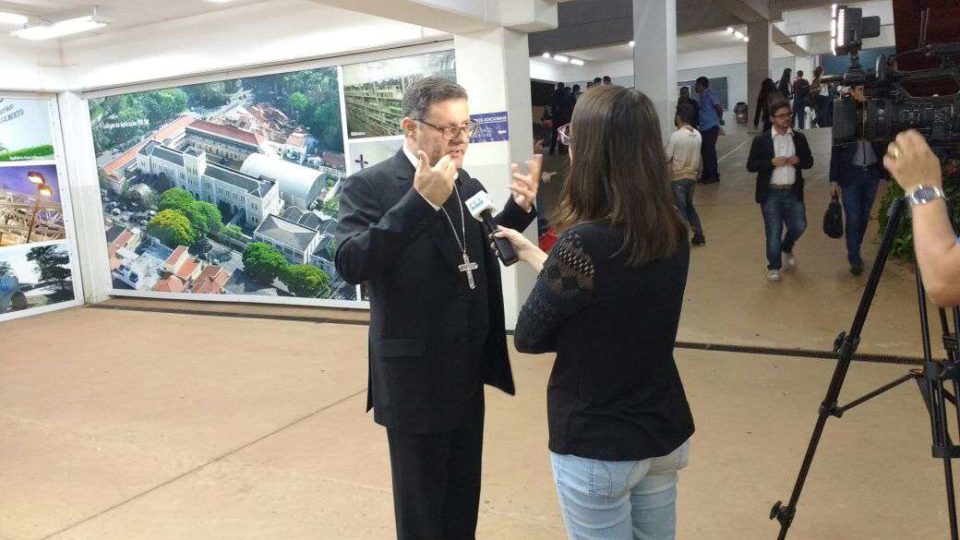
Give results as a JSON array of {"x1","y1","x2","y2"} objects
[
  {"x1": 771, "y1": 198, "x2": 908, "y2": 538},
  {"x1": 917, "y1": 272, "x2": 959, "y2": 540}
]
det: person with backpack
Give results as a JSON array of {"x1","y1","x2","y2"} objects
[{"x1": 791, "y1": 70, "x2": 810, "y2": 130}]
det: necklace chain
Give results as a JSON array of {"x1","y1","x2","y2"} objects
[{"x1": 439, "y1": 183, "x2": 467, "y2": 256}]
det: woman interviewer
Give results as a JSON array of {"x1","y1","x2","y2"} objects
[{"x1": 496, "y1": 85, "x2": 695, "y2": 539}]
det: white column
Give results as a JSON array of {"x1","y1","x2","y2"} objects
[
  {"x1": 57, "y1": 92, "x2": 112, "y2": 304},
  {"x1": 747, "y1": 22, "x2": 770, "y2": 132},
  {"x1": 454, "y1": 27, "x2": 537, "y2": 330},
  {"x1": 632, "y1": 0, "x2": 678, "y2": 141}
]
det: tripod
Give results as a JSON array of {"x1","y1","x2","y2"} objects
[{"x1": 770, "y1": 196, "x2": 960, "y2": 539}]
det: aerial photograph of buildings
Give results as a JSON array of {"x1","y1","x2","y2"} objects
[{"x1": 89, "y1": 66, "x2": 356, "y2": 301}]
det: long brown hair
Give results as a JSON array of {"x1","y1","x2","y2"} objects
[{"x1": 552, "y1": 85, "x2": 686, "y2": 266}]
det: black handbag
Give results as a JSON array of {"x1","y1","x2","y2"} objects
[{"x1": 823, "y1": 195, "x2": 844, "y2": 238}]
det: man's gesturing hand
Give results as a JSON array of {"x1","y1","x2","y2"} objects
[{"x1": 414, "y1": 151, "x2": 458, "y2": 207}]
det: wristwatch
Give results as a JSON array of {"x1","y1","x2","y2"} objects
[{"x1": 908, "y1": 185, "x2": 946, "y2": 206}]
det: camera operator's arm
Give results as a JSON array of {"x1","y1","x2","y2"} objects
[{"x1": 884, "y1": 130, "x2": 960, "y2": 307}]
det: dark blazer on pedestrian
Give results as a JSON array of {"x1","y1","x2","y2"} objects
[
  {"x1": 747, "y1": 130, "x2": 815, "y2": 204},
  {"x1": 335, "y1": 149, "x2": 536, "y2": 434},
  {"x1": 829, "y1": 141, "x2": 887, "y2": 187}
]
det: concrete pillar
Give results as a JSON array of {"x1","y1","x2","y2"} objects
[
  {"x1": 632, "y1": 0, "x2": 678, "y2": 141},
  {"x1": 747, "y1": 22, "x2": 770, "y2": 132},
  {"x1": 454, "y1": 28, "x2": 537, "y2": 330},
  {"x1": 57, "y1": 92, "x2": 112, "y2": 304}
]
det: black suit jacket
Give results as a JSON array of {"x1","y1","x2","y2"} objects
[
  {"x1": 747, "y1": 130, "x2": 815, "y2": 204},
  {"x1": 334, "y1": 150, "x2": 536, "y2": 433},
  {"x1": 829, "y1": 141, "x2": 887, "y2": 187}
]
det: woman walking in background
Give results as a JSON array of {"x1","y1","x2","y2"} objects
[{"x1": 754, "y1": 78, "x2": 782, "y2": 133}]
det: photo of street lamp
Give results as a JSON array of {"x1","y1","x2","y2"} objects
[
  {"x1": 0, "y1": 165, "x2": 65, "y2": 248},
  {"x1": 26, "y1": 171, "x2": 53, "y2": 243}
]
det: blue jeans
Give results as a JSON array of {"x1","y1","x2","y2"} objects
[
  {"x1": 551, "y1": 440, "x2": 690, "y2": 540},
  {"x1": 792, "y1": 98, "x2": 806, "y2": 129},
  {"x1": 761, "y1": 189, "x2": 807, "y2": 270},
  {"x1": 840, "y1": 177, "x2": 881, "y2": 265},
  {"x1": 671, "y1": 180, "x2": 704, "y2": 240}
]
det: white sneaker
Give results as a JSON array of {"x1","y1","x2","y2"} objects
[
  {"x1": 767, "y1": 269, "x2": 782, "y2": 282},
  {"x1": 784, "y1": 252, "x2": 797, "y2": 269}
]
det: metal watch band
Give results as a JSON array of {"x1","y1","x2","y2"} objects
[{"x1": 908, "y1": 185, "x2": 946, "y2": 206}]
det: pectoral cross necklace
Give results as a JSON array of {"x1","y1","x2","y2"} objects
[{"x1": 439, "y1": 183, "x2": 478, "y2": 290}]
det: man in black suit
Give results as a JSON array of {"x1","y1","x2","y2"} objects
[
  {"x1": 746, "y1": 99, "x2": 814, "y2": 283},
  {"x1": 334, "y1": 77, "x2": 540, "y2": 539}
]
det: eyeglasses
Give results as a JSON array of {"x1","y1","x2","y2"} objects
[
  {"x1": 557, "y1": 123, "x2": 572, "y2": 145},
  {"x1": 773, "y1": 112, "x2": 793, "y2": 119},
  {"x1": 418, "y1": 119, "x2": 479, "y2": 139}
]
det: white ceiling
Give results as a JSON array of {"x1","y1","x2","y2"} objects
[
  {"x1": 554, "y1": 27, "x2": 749, "y2": 65},
  {"x1": 0, "y1": 0, "x2": 271, "y2": 38}
]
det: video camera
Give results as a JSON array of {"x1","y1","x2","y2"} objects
[{"x1": 829, "y1": 4, "x2": 960, "y2": 149}]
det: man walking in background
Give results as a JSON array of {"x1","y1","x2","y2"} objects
[
  {"x1": 667, "y1": 103, "x2": 706, "y2": 246},
  {"x1": 747, "y1": 100, "x2": 814, "y2": 282},
  {"x1": 695, "y1": 76, "x2": 723, "y2": 184},
  {"x1": 792, "y1": 70, "x2": 810, "y2": 130}
]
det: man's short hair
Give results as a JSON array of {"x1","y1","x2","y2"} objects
[
  {"x1": 402, "y1": 77, "x2": 468, "y2": 121},
  {"x1": 602, "y1": 75, "x2": 612, "y2": 83},
  {"x1": 770, "y1": 99, "x2": 791, "y2": 116},
  {"x1": 696, "y1": 76, "x2": 709, "y2": 88},
  {"x1": 676, "y1": 103, "x2": 697, "y2": 125},
  {"x1": 797, "y1": 70, "x2": 804, "y2": 77},
  {"x1": 593, "y1": 77, "x2": 602, "y2": 84}
]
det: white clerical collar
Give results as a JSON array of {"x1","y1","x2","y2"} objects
[{"x1": 402, "y1": 144, "x2": 420, "y2": 171}]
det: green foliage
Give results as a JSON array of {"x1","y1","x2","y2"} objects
[
  {"x1": 222, "y1": 224, "x2": 243, "y2": 240},
  {"x1": 26, "y1": 245, "x2": 71, "y2": 291},
  {"x1": 878, "y1": 158, "x2": 960, "y2": 261},
  {"x1": 322, "y1": 195, "x2": 340, "y2": 218},
  {"x1": 184, "y1": 81, "x2": 231, "y2": 108},
  {"x1": 89, "y1": 89, "x2": 188, "y2": 154},
  {"x1": 282, "y1": 264, "x2": 330, "y2": 298},
  {"x1": 0, "y1": 261, "x2": 12, "y2": 277},
  {"x1": 0, "y1": 145, "x2": 55, "y2": 162},
  {"x1": 158, "y1": 188, "x2": 195, "y2": 213},
  {"x1": 326, "y1": 238, "x2": 337, "y2": 261},
  {"x1": 242, "y1": 242, "x2": 288, "y2": 284},
  {"x1": 247, "y1": 68, "x2": 344, "y2": 154},
  {"x1": 157, "y1": 188, "x2": 222, "y2": 238},
  {"x1": 147, "y1": 209, "x2": 195, "y2": 247}
]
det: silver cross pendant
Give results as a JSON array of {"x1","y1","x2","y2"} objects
[{"x1": 459, "y1": 252, "x2": 478, "y2": 290}]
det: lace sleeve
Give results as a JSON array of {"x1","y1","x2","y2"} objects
[{"x1": 514, "y1": 230, "x2": 596, "y2": 354}]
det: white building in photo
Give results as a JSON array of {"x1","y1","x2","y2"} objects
[
  {"x1": 136, "y1": 141, "x2": 282, "y2": 228},
  {"x1": 240, "y1": 153, "x2": 324, "y2": 211},
  {"x1": 253, "y1": 214, "x2": 321, "y2": 265}
]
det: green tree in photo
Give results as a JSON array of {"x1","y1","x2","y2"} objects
[
  {"x1": 183, "y1": 201, "x2": 223, "y2": 237},
  {"x1": 158, "y1": 188, "x2": 195, "y2": 213},
  {"x1": 288, "y1": 92, "x2": 310, "y2": 123},
  {"x1": 326, "y1": 238, "x2": 337, "y2": 261},
  {"x1": 147, "y1": 209, "x2": 195, "y2": 248},
  {"x1": 0, "y1": 261, "x2": 12, "y2": 277},
  {"x1": 322, "y1": 195, "x2": 340, "y2": 218},
  {"x1": 222, "y1": 224, "x2": 243, "y2": 240},
  {"x1": 242, "y1": 242, "x2": 288, "y2": 284},
  {"x1": 282, "y1": 264, "x2": 330, "y2": 298},
  {"x1": 26, "y1": 246, "x2": 71, "y2": 292}
]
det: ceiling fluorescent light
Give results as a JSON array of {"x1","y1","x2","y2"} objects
[
  {"x1": 542, "y1": 52, "x2": 551, "y2": 59},
  {"x1": 12, "y1": 15, "x2": 106, "y2": 41},
  {"x1": 629, "y1": 40, "x2": 635, "y2": 47},
  {"x1": 733, "y1": 31, "x2": 745, "y2": 39},
  {"x1": 570, "y1": 58, "x2": 585, "y2": 66},
  {"x1": 726, "y1": 27, "x2": 734, "y2": 34},
  {"x1": 0, "y1": 12, "x2": 28, "y2": 25},
  {"x1": 553, "y1": 55, "x2": 570, "y2": 63},
  {"x1": 743, "y1": 36, "x2": 750, "y2": 42}
]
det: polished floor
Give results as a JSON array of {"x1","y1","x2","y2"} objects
[{"x1": 3, "y1": 126, "x2": 958, "y2": 539}]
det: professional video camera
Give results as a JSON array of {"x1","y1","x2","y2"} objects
[{"x1": 829, "y1": 4, "x2": 960, "y2": 148}]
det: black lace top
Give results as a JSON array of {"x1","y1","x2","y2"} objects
[{"x1": 515, "y1": 223, "x2": 694, "y2": 461}]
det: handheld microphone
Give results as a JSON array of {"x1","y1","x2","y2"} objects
[{"x1": 465, "y1": 190, "x2": 519, "y2": 266}]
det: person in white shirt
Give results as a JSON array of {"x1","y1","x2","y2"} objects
[
  {"x1": 667, "y1": 103, "x2": 706, "y2": 245},
  {"x1": 746, "y1": 100, "x2": 815, "y2": 282}
]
